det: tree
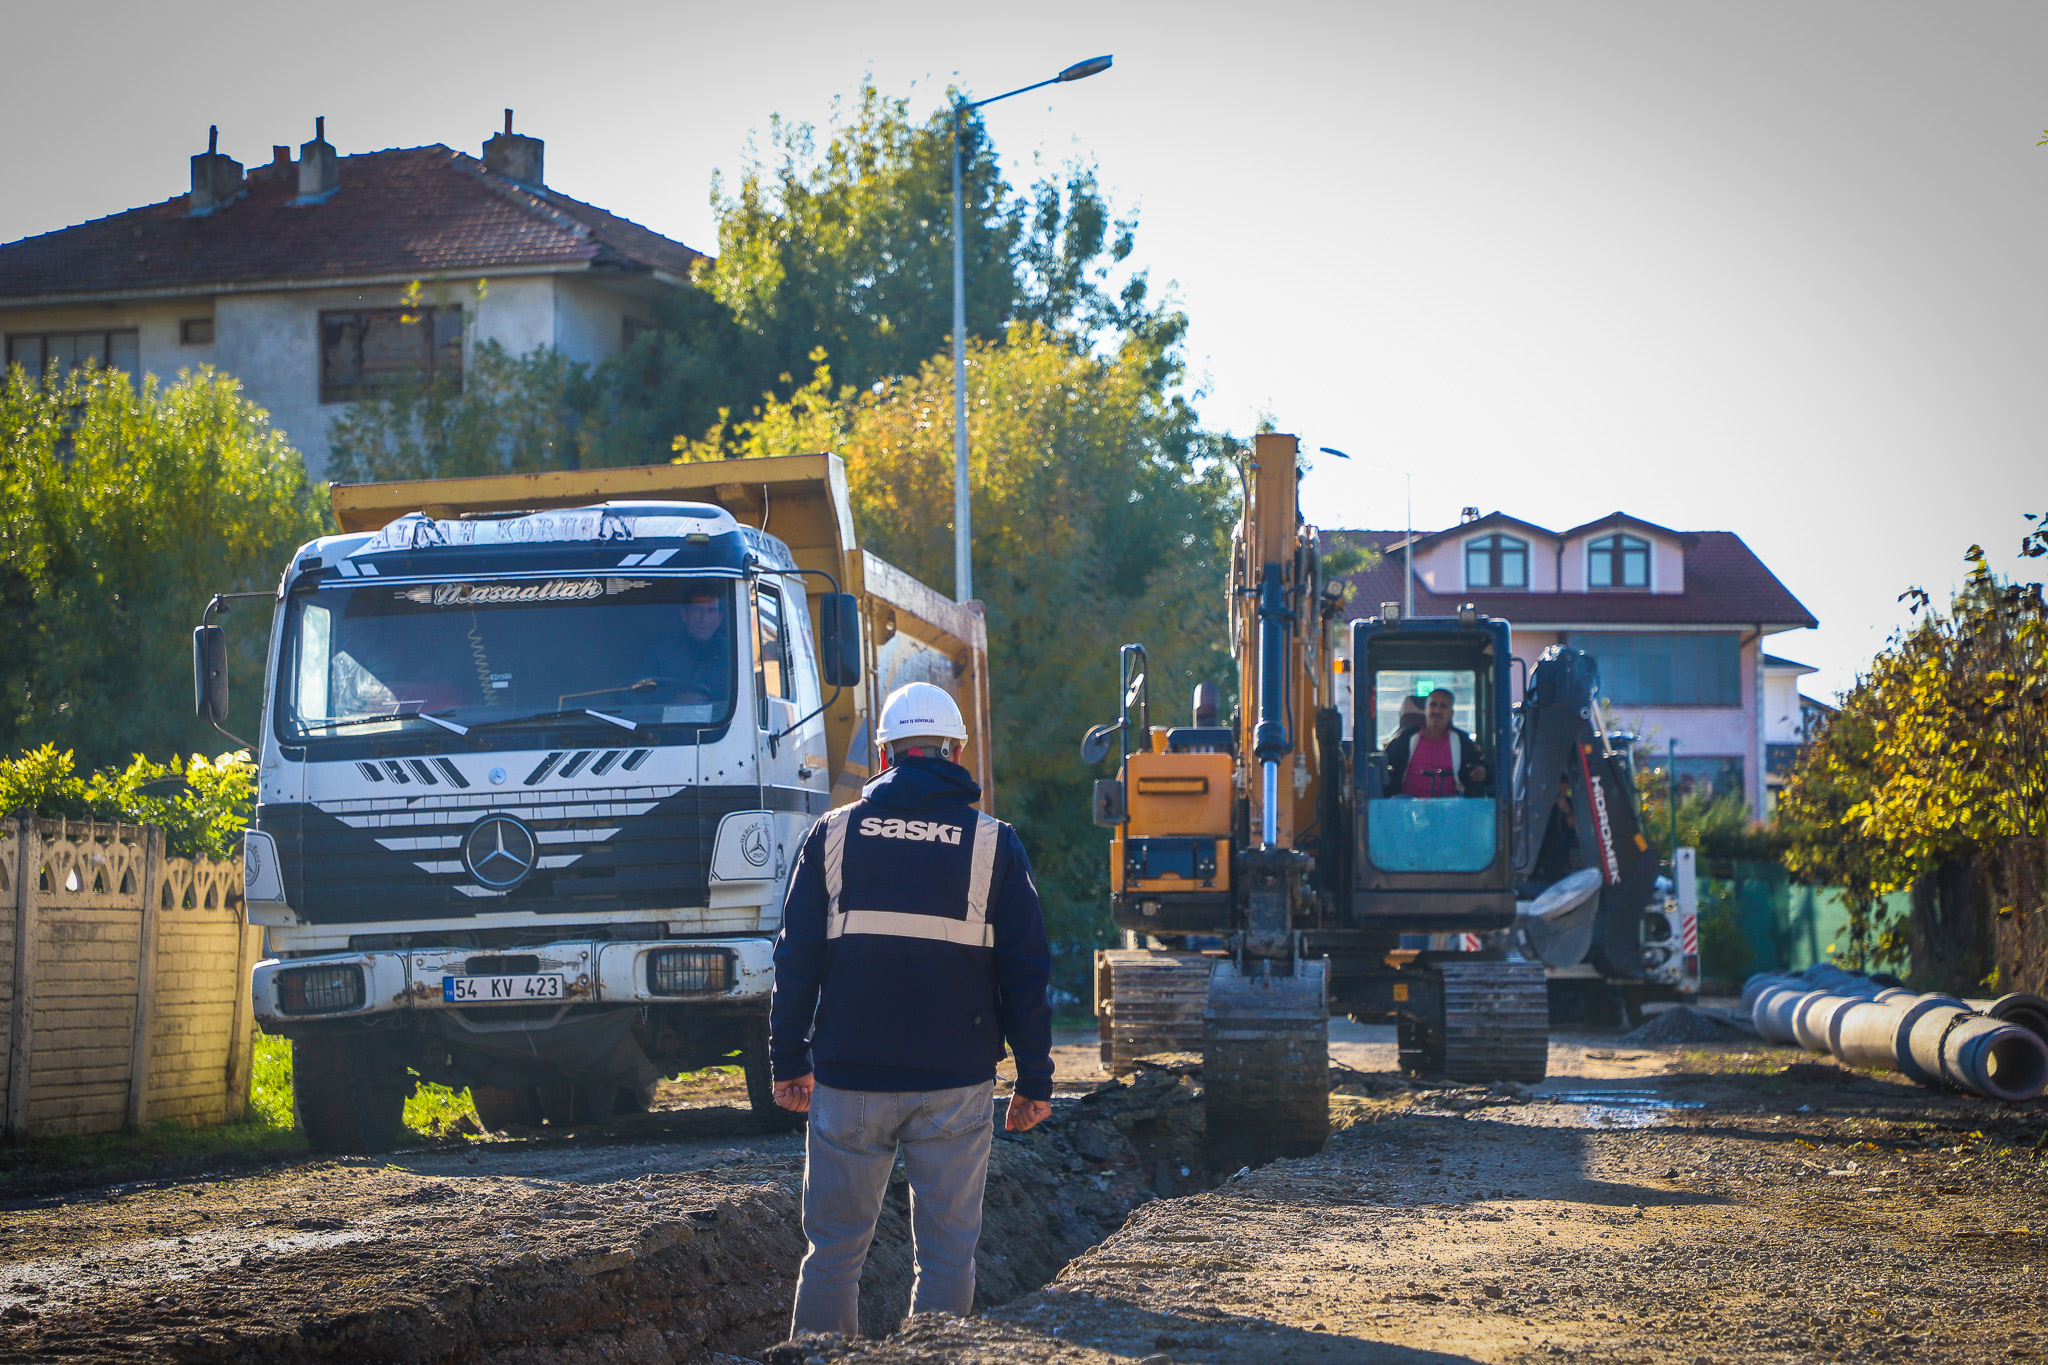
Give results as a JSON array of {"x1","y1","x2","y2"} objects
[
  {"x1": 697, "y1": 81, "x2": 1181, "y2": 400},
  {"x1": 1775, "y1": 536, "x2": 2047, "y2": 990},
  {"x1": 677, "y1": 327, "x2": 1235, "y2": 982},
  {"x1": 0, "y1": 364, "x2": 328, "y2": 768}
]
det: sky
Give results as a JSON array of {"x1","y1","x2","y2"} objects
[{"x1": 2, "y1": 0, "x2": 2042, "y2": 699}]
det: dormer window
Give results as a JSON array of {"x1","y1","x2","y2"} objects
[
  {"x1": 1588, "y1": 533, "x2": 1650, "y2": 589},
  {"x1": 1465, "y1": 534, "x2": 1528, "y2": 590}
]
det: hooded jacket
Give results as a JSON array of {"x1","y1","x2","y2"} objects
[{"x1": 768, "y1": 755, "x2": 1054, "y2": 1100}]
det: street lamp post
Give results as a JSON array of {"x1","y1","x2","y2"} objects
[{"x1": 950, "y1": 54, "x2": 1112, "y2": 603}]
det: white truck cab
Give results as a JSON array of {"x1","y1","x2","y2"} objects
[{"x1": 201, "y1": 460, "x2": 991, "y2": 1150}]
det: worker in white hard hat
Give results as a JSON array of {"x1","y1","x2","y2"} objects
[{"x1": 769, "y1": 681, "x2": 1053, "y2": 1338}]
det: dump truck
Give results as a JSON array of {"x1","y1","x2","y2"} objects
[
  {"x1": 194, "y1": 456, "x2": 991, "y2": 1152},
  {"x1": 1087, "y1": 433, "x2": 1694, "y2": 1168}
]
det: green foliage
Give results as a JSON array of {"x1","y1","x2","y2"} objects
[
  {"x1": 0, "y1": 744, "x2": 253, "y2": 860},
  {"x1": 247, "y1": 1031, "x2": 479, "y2": 1141},
  {"x1": 327, "y1": 336, "x2": 587, "y2": 482},
  {"x1": 699, "y1": 82, "x2": 1181, "y2": 400},
  {"x1": 678, "y1": 327, "x2": 1234, "y2": 966},
  {"x1": 1636, "y1": 785, "x2": 1783, "y2": 872},
  {"x1": 248, "y1": 1031, "x2": 296, "y2": 1129},
  {"x1": 0, "y1": 364, "x2": 329, "y2": 768},
  {"x1": 402, "y1": 1078, "x2": 480, "y2": 1139},
  {"x1": 1775, "y1": 541, "x2": 2046, "y2": 986},
  {"x1": 1695, "y1": 880, "x2": 1752, "y2": 984}
]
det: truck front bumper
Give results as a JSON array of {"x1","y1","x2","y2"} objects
[{"x1": 251, "y1": 937, "x2": 775, "y2": 1029}]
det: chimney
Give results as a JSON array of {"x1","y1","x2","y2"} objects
[
  {"x1": 188, "y1": 126, "x2": 244, "y2": 213},
  {"x1": 298, "y1": 116, "x2": 338, "y2": 200},
  {"x1": 271, "y1": 145, "x2": 291, "y2": 167},
  {"x1": 1460, "y1": 506, "x2": 1480, "y2": 523},
  {"x1": 482, "y1": 108, "x2": 543, "y2": 186}
]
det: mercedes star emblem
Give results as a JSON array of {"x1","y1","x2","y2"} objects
[{"x1": 463, "y1": 814, "x2": 537, "y2": 891}]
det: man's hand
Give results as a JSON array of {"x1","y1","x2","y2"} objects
[
  {"x1": 772, "y1": 1075, "x2": 814, "y2": 1112},
  {"x1": 1469, "y1": 763, "x2": 1489, "y2": 782},
  {"x1": 1005, "y1": 1095, "x2": 1052, "y2": 1132}
]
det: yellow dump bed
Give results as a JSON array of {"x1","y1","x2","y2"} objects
[{"x1": 327, "y1": 455, "x2": 994, "y2": 810}]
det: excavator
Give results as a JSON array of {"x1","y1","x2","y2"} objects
[{"x1": 1085, "y1": 433, "x2": 1661, "y2": 1168}]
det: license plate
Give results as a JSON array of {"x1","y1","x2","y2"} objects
[{"x1": 443, "y1": 973, "x2": 564, "y2": 1003}]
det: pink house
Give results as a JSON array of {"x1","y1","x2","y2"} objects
[{"x1": 1329, "y1": 511, "x2": 1818, "y2": 813}]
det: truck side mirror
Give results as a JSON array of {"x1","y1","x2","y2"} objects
[
  {"x1": 193, "y1": 625, "x2": 229, "y2": 722},
  {"x1": 817, "y1": 592, "x2": 861, "y2": 688}
]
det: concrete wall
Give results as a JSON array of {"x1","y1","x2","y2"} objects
[
  {"x1": 553, "y1": 277, "x2": 640, "y2": 368},
  {"x1": 3, "y1": 818, "x2": 258, "y2": 1139}
]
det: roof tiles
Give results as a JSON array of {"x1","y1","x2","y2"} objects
[{"x1": 0, "y1": 146, "x2": 703, "y2": 302}]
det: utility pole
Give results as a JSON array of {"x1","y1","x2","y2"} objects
[{"x1": 949, "y1": 54, "x2": 1112, "y2": 602}]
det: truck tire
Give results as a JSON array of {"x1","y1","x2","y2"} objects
[
  {"x1": 743, "y1": 1024, "x2": 802, "y2": 1134},
  {"x1": 294, "y1": 1037, "x2": 408, "y2": 1154},
  {"x1": 471, "y1": 1085, "x2": 543, "y2": 1132}
]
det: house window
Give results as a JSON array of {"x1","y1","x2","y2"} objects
[
  {"x1": 319, "y1": 306, "x2": 463, "y2": 404},
  {"x1": 179, "y1": 318, "x2": 214, "y2": 345},
  {"x1": 1464, "y1": 533, "x2": 1528, "y2": 589},
  {"x1": 1588, "y1": 533, "x2": 1650, "y2": 589},
  {"x1": 6, "y1": 329, "x2": 140, "y2": 379},
  {"x1": 1565, "y1": 631, "x2": 1741, "y2": 706}
]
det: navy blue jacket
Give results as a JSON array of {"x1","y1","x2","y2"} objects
[{"x1": 769, "y1": 755, "x2": 1054, "y2": 1100}]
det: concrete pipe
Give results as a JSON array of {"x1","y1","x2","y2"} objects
[
  {"x1": 1751, "y1": 982, "x2": 1812, "y2": 1045},
  {"x1": 1793, "y1": 991, "x2": 1882, "y2": 1053},
  {"x1": 1832, "y1": 994, "x2": 1964, "y2": 1082},
  {"x1": 1966, "y1": 993, "x2": 2048, "y2": 1047},
  {"x1": 1901, "y1": 1001, "x2": 2048, "y2": 1102}
]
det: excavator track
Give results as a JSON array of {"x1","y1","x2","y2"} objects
[
  {"x1": 1202, "y1": 958, "x2": 1330, "y2": 1169},
  {"x1": 1439, "y1": 960, "x2": 1551, "y2": 1084},
  {"x1": 1094, "y1": 949, "x2": 1211, "y2": 1074}
]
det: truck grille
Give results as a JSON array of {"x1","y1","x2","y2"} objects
[{"x1": 258, "y1": 784, "x2": 822, "y2": 925}]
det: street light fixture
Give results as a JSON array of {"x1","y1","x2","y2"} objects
[{"x1": 950, "y1": 54, "x2": 1113, "y2": 602}]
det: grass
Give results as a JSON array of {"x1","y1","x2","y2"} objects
[{"x1": 253, "y1": 1030, "x2": 481, "y2": 1140}]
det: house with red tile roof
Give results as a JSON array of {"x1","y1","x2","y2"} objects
[
  {"x1": 0, "y1": 115, "x2": 703, "y2": 478},
  {"x1": 1329, "y1": 510, "x2": 1819, "y2": 813}
]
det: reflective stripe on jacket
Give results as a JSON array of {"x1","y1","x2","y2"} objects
[{"x1": 768, "y1": 755, "x2": 1055, "y2": 1100}]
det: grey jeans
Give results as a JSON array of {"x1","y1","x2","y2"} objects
[{"x1": 790, "y1": 1079, "x2": 996, "y2": 1337}]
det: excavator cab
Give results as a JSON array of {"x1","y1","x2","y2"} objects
[{"x1": 1348, "y1": 611, "x2": 1517, "y2": 930}]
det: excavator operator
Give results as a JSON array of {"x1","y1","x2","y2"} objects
[{"x1": 1383, "y1": 688, "x2": 1491, "y2": 797}]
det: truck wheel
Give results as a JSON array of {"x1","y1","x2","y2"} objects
[
  {"x1": 471, "y1": 1085, "x2": 543, "y2": 1132},
  {"x1": 294, "y1": 1037, "x2": 408, "y2": 1153},
  {"x1": 743, "y1": 1033, "x2": 802, "y2": 1134}
]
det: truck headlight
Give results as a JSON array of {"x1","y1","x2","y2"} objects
[
  {"x1": 648, "y1": 947, "x2": 732, "y2": 995},
  {"x1": 276, "y1": 964, "x2": 365, "y2": 1014}
]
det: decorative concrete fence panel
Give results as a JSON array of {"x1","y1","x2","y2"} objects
[{"x1": 3, "y1": 816, "x2": 259, "y2": 1140}]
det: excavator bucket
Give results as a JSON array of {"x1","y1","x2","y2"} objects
[{"x1": 1202, "y1": 958, "x2": 1329, "y2": 1169}]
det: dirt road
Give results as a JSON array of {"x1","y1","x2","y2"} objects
[{"x1": 2, "y1": 1024, "x2": 2044, "y2": 1364}]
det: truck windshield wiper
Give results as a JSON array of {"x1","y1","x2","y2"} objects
[
  {"x1": 300, "y1": 709, "x2": 469, "y2": 736},
  {"x1": 462, "y1": 707, "x2": 638, "y2": 733}
]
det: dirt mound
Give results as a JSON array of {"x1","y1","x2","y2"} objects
[{"x1": 1615, "y1": 1005, "x2": 1754, "y2": 1047}]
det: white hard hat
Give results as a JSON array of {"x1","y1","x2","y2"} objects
[{"x1": 877, "y1": 681, "x2": 969, "y2": 747}]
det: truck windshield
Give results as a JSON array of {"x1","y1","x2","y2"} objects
[{"x1": 282, "y1": 576, "x2": 738, "y2": 740}]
